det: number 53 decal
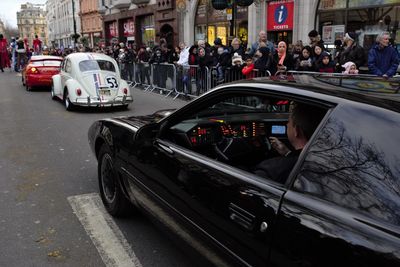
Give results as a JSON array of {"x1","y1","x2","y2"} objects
[{"x1": 106, "y1": 76, "x2": 119, "y2": 88}]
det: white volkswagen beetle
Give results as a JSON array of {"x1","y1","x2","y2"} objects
[{"x1": 52, "y1": 52, "x2": 133, "y2": 110}]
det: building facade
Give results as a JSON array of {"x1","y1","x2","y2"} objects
[
  {"x1": 100, "y1": 0, "x2": 178, "y2": 48},
  {"x1": 85, "y1": 0, "x2": 399, "y2": 51},
  {"x1": 17, "y1": 3, "x2": 48, "y2": 47},
  {"x1": 45, "y1": 0, "x2": 82, "y2": 49},
  {"x1": 79, "y1": 0, "x2": 103, "y2": 47}
]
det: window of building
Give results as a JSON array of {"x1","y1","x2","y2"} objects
[{"x1": 317, "y1": 1, "x2": 400, "y2": 52}]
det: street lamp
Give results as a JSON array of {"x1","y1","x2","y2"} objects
[{"x1": 71, "y1": 0, "x2": 78, "y2": 47}]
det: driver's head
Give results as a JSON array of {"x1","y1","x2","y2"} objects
[{"x1": 287, "y1": 102, "x2": 325, "y2": 149}]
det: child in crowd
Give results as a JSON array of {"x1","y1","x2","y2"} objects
[
  {"x1": 230, "y1": 53, "x2": 244, "y2": 81},
  {"x1": 316, "y1": 51, "x2": 335, "y2": 73},
  {"x1": 242, "y1": 56, "x2": 255, "y2": 79},
  {"x1": 342, "y1": 61, "x2": 359, "y2": 74}
]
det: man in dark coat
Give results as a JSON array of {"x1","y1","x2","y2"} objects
[
  {"x1": 368, "y1": 32, "x2": 399, "y2": 78},
  {"x1": 338, "y1": 32, "x2": 366, "y2": 69}
]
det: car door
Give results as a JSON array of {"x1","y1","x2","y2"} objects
[
  {"x1": 121, "y1": 90, "x2": 302, "y2": 266},
  {"x1": 60, "y1": 58, "x2": 73, "y2": 92},
  {"x1": 270, "y1": 104, "x2": 400, "y2": 266}
]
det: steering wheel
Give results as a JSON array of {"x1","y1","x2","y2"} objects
[{"x1": 214, "y1": 136, "x2": 272, "y2": 162}]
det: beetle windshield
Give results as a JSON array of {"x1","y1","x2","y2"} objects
[{"x1": 79, "y1": 60, "x2": 116, "y2": 72}]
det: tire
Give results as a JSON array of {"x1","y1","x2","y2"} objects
[
  {"x1": 98, "y1": 144, "x2": 131, "y2": 217},
  {"x1": 51, "y1": 86, "x2": 57, "y2": 100},
  {"x1": 64, "y1": 90, "x2": 74, "y2": 111},
  {"x1": 121, "y1": 104, "x2": 129, "y2": 110}
]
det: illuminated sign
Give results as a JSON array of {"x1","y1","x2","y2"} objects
[{"x1": 267, "y1": 0, "x2": 294, "y2": 31}]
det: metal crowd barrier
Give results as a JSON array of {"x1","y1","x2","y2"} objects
[
  {"x1": 209, "y1": 67, "x2": 271, "y2": 88},
  {"x1": 174, "y1": 64, "x2": 210, "y2": 99},
  {"x1": 147, "y1": 63, "x2": 176, "y2": 97}
]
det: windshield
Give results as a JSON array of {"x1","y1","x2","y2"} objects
[{"x1": 79, "y1": 60, "x2": 116, "y2": 72}]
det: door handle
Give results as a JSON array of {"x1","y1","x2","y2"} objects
[
  {"x1": 229, "y1": 203, "x2": 256, "y2": 231},
  {"x1": 157, "y1": 142, "x2": 174, "y2": 155}
]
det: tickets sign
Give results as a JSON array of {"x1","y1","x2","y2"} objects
[{"x1": 267, "y1": 0, "x2": 294, "y2": 31}]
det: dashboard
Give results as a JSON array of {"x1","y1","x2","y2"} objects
[{"x1": 171, "y1": 114, "x2": 288, "y2": 147}]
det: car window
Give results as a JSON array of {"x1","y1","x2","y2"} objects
[
  {"x1": 79, "y1": 60, "x2": 116, "y2": 72},
  {"x1": 293, "y1": 105, "x2": 400, "y2": 224},
  {"x1": 163, "y1": 93, "x2": 327, "y2": 184},
  {"x1": 65, "y1": 59, "x2": 72, "y2": 73},
  {"x1": 31, "y1": 60, "x2": 62, "y2": 67}
]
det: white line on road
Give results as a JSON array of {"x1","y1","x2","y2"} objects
[{"x1": 68, "y1": 193, "x2": 142, "y2": 267}]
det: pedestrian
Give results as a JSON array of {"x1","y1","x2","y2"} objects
[
  {"x1": 337, "y1": 32, "x2": 366, "y2": 71},
  {"x1": 215, "y1": 46, "x2": 231, "y2": 83},
  {"x1": 249, "y1": 30, "x2": 275, "y2": 57},
  {"x1": 254, "y1": 46, "x2": 272, "y2": 76},
  {"x1": 32, "y1": 34, "x2": 42, "y2": 55},
  {"x1": 136, "y1": 46, "x2": 151, "y2": 86},
  {"x1": 0, "y1": 34, "x2": 10, "y2": 72},
  {"x1": 242, "y1": 55, "x2": 255, "y2": 79},
  {"x1": 342, "y1": 61, "x2": 359, "y2": 75},
  {"x1": 10, "y1": 37, "x2": 17, "y2": 71},
  {"x1": 308, "y1": 29, "x2": 324, "y2": 49},
  {"x1": 271, "y1": 41, "x2": 293, "y2": 75},
  {"x1": 229, "y1": 37, "x2": 245, "y2": 57},
  {"x1": 316, "y1": 51, "x2": 335, "y2": 73},
  {"x1": 295, "y1": 45, "x2": 314, "y2": 72},
  {"x1": 368, "y1": 31, "x2": 399, "y2": 78}
]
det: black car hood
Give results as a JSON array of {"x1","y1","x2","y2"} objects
[{"x1": 112, "y1": 109, "x2": 176, "y2": 128}]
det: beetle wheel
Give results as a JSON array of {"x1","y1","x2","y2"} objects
[
  {"x1": 51, "y1": 86, "x2": 57, "y2": 100},
  {"x1": 64, "y1": 90, "x2": 74, "y2": 111}
]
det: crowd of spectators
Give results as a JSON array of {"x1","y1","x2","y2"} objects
[{"x1": 1, "y1": 30, "x2": 399, "y2": 90}]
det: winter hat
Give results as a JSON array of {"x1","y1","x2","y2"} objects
[
  {"x1": 344, "y1": 32, "x2": 356, "y2": 42},
  {"x1": 342, "y1": 61, "x2": 358, "y2": 74},
  {"x1": 232, "y1": 52, "x2": 243, "y2": 65},
  {"x1": 308, "y1": 30, "x2": 319, "y2": 38},
  {"x1": 321, "y1": 51, "x2": 331, "y2": 59},
  {"x1": 214, "y1": 37, "x2": 222, "y2": 46}
]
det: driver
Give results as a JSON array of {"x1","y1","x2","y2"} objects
[{"x1": 254, "y1": 102, "x2": 325, "y2": 183}]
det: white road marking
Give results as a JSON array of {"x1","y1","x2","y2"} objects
[{"x1": 68, "y1": 193, "x2": 142, "y2": 267}]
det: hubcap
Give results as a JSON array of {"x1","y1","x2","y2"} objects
[{"x1": 100, "y1": 153, "x2": 116, "y2": 203}]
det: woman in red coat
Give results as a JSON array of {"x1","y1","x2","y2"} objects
[{"x1": 0, "y1": 34, "x2": 10, "y2": 72}]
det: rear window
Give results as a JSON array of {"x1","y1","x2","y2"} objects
[
  {"x1": 31, "y1": 60, "x2": 62, "y2": 67},
  {"x1": 79, "y1": 60, "x2": 116, "y2": 72}
]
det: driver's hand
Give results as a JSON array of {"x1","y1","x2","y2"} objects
[{"x1": 269, "y1": 137, "x2": 290, "y2": 156}]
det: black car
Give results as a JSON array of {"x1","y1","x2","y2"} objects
[{"x1": 88, "y1": 74, "x2": 400, "y2": 267}]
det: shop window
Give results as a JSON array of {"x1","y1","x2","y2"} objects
[
  {"x1": 217, "y1": 25, "x2": 227, "y2": 45},
  {"x1": 208, "y1": 26, "x2": 215, "y2": 45}
]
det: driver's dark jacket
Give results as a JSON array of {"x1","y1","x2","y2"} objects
[{"x1": 253, "y1": 149, "x2": 301, "y2": 183}]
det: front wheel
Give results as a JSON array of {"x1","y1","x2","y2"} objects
[{"x1": 98, "y1": 145, "x2": 131, "y2": 217}]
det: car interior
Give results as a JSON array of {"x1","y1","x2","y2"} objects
[{"x1": 164, "y1": 93, "x2": 328, "y2": 178}]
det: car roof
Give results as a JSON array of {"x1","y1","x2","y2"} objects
[
  {"x1": 65, "y1": 52, "x2": 114, "y2": 62},
  {"x1": 30, "y1": 55, "x2": 63, "y2": 61},
  {"x1": 226, "y1": 73, "x2": 400, "y2": 113}
]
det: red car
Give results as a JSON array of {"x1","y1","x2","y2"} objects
[{"x1": 22, "y1": 55, "x2": 63, "y2": 91}]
